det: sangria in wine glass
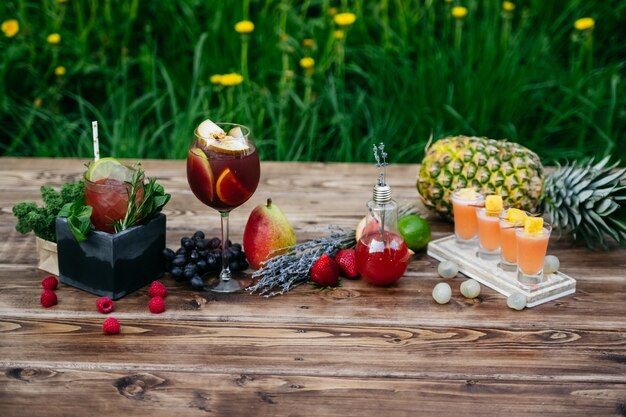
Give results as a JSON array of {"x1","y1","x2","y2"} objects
[{"x1": 186, "y1": 120, "x2": 260, "y2": 292}]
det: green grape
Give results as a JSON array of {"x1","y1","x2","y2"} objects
[
  {"x1": 543, "y1": 255, "x2": 560, "y2": 275},
  {"x1": 437, "y1": 260, "x2": 459, "y2": 279},
  {"x1": 432, "y1": 283, "x2": 452, "y2": 304},
  {"x1": 460, "y1": 279, "x2": 480, "y2": 298},
  {"x1": 507, "y1": 293, "x2": 526, "y2": 310}
]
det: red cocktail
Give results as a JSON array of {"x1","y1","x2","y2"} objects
[
  {"x1": 186, "y1": 121, "x2": 260, "y2": 293},
  {"x1": 84, "y1": 172, "x2": 144, "y2": 234},
  {"x1": 356, "y1": 231, "x2": 410, "y2": 286},
  {"x1": 187, "y1": 142, "x2": 260, "y2": 211}
]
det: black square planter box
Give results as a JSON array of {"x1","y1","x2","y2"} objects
[{"x1": 56, "y1": 213, "x2": 166, "y2": 300}]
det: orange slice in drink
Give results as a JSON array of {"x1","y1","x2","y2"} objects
[{"x1": 216, "y1": 168, "x2": 250, "y2": 206}]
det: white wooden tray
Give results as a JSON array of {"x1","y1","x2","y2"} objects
[{"x1": 427, "y1": 235, "x2": 576, "y2": 308}]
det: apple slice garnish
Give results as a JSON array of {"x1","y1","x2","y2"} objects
[
  {"x1": 208, "y1": 138, "x2": 250, "y2": 155},
  {"x1": 188, "y1": 148, "x2": 215, "y2": 202}
]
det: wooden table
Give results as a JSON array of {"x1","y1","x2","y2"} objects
[{"x1": 1, "y1": 158, "x2": 625, "y2": 416}]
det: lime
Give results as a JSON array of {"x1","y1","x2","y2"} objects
[
  {"x1": 398, "y1": 214, "x2": 431, "y2": 251},
  {"x1": 86, "y1": 158, "x2": 132, "y2": 182}
]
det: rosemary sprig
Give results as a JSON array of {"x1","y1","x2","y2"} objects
[
  {"x1": 113, "y1": 166, "x2": 171, "y2": 232},
  {"x1": 247, "y1": 227, "x2": 356, "y2": 297}
]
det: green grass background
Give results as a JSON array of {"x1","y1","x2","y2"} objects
[{"x1": 1, "y1": 0, "x2": 624, "y2": 164}]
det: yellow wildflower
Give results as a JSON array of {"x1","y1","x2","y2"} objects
[
  {"x1": 452, "y1": 6, "x2": 468, "y2": 19},
  {"x1": 328, "y1": 7, "x2": 337, "y2": 16},
  {"x1": 502, "y1": 1, "x2": 515, "y2": 12},
  {"x1": 54, "y1": 66, "x2": 66, "y2": 76},
  {"x1": 302, "y1": 38, "x2": 314, "y2": 47},
  {"x1": 234, "y1": 20, "x2": 255, "y2": 34},
  {"x1": 334, "y1": 12, "x2": 356, "y2": 27},
  {"x1": 33, "y1": 97, "x2": 43, "y2": 108},
  {"x1": 47, "y1": 33, "x2": 61, "y2": 44},
  {"x1": 57, "y1": 0, "x2": 69, "y2": 3},
  {"x1": 299, "y1": 57, "x2": 315, "y2": 70},
  {"x1": 333, "y1": 30, "x2": 345, "y2": 40},
  {"x1": 2, "y1": 19, "x2": 19, "y2": 38},
  {"x1": 210, "y1": 74, "x2": 223, "y2": 84},
  {"x1": 574, "y1": 17, "x2": 595, "y2": 31},
  {"x1": 219, "y1": 73, "x2": 244, "y2": 87}
]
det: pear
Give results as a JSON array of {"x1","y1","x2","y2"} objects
[{"x1": 243, "y1": 198, "x2": 296, "y2": 269}]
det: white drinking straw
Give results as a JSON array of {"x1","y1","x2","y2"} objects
[{"x1": 92, "y1": 121, "x2": 100, "y2": 161}]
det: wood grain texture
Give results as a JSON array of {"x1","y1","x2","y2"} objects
[
  {"x1": 1, "y1": 158, "x2": 626, "y2": 417},
  {"x1": 1, "y1": 368, "x2": 625, "y2": 417}
]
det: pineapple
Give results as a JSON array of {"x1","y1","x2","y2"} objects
[
  {"x1": 417, "y1": 136, "x2": 544, "y2": 217},
  {"x1": 418, "y1": 136, "x2": 626, "y2": 249}
]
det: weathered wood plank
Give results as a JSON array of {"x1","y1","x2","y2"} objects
[
  {"x1": 1, "y1": 317, "x2": 625, "y2": 382},
  {"x1": 1, "y1": 367, "x2": 625, "y2": 417}
]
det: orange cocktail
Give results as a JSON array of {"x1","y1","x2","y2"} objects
[
  {"x1": 476, "y1": 195, "x2": 504, "y2": 259},
  {"x1": 499, "y1": 208, "x2": 528, "y2": 271},
  {"x1": 516, "y1": 219, "x2": 551, "y2": 288},
  {"x1": 451, "y1": 189, "x2": 484, "y2": 247}
]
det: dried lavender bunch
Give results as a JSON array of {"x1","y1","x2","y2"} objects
[{"x1": 247, "y1": 227, "x2": 356, "y2": 297}]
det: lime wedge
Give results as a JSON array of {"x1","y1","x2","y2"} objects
[{"x1": 86, "y1": 158, "x2": 131, "y2": 182}]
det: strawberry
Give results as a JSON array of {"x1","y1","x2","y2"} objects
[
  {"x1": 334, "y1": 249, "x2": 359, "y2": 279},
  {"x1": 310, "y1": 254, "x2": 339, "y2": 287}
]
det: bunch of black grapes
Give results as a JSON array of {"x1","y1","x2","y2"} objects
[{"x1": 163, "y1": 230, "x2": 248, "y2": 290}]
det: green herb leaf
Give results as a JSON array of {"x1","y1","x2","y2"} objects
[{"x1": 60, "y1": 200, "x2": 93, "y2": 241}]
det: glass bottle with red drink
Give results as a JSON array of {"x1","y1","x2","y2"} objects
[{"x1": 355, "y1": 143, "x2": 410, "y2": 286}]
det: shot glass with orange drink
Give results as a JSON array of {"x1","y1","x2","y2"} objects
[
  {"x1": 498, "y1": 208, "x2": 528, "y2": 271},
  {"x1": 476, "y1": 195, "x2": 504, "y2": 260},
  {"x1": 516, "y1": 217, "x2": 552, "y2": 288},
  {"x1": 451, "y1": 188, "x2": 484, "y2": 247}
]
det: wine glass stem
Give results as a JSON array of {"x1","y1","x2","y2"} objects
[{"x1": 219, "y1": 211, "x2": 231, "y2": 281}]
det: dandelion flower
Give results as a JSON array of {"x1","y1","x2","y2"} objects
[
  {"x1": 210, "y1": 74, "x2": 223, "y2": 84},
  {"x1": 299, "y1": 57, "x2": 315, "y2": 70},
  {"x1": 47, "y1": 33, "x2": 61, "y2": 44},
  {"x1": 235, "y1": 20, "x2": 255, "y2": 34},
  {"x1": 219, "y1": 73, "x2": 244, "y2": 87},
  {"x1": 54, "y1": 66, "x2": 66, "y2": 76},
  {"x1": 328, "y1": 7, "x2": 337, "y2": 16},
  {"x1": 574, "y1": 17, "x2": 595, "y2": 31},
  {"x1": 502, "y1": 1, "x2": 515, "y2": 11},
  {"x1": 33, "y1": 97, "x2": 43, "y2": 108},
  {"x1": 1, "y1": 19, "x2": 19, "y2": 38},
  {"x1": 333, "y1": 30, "x2": 345, "y2": 40},
  {"x1": 452, "y1": 7, "x2": 468, "y2": 19},
  {"x1": 302, "y1": 38, "x2": 314, "y2": 47},
  {"x1": 334, "y1": 12, "x2": 356, "y2": 27}
]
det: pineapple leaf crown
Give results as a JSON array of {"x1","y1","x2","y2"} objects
[
  {"x1": 373, "y1": 142, "x2": 388, "y2": 186},
  {"x1": 543, "y1": 156, "x2": 626, "y2": 250}
]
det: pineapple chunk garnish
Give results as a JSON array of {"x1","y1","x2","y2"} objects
[
  {"x1": 457, "y1": 188, "x2": 479, "y2": 200},
  {"x1": 524, "y1": 217, "x2": 544, "y2": 235},
  {"x1": 485, "y1": 195, "x2": 503, "y2": 212},
  {"x1": 506, "y1": 208, "x2": 527, "y2": 224}
]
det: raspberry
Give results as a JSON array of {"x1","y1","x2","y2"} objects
[
  {"x1": 148, "y1": 281, "x2": 167, "y2": 298},
  {"x1": 40, "y1": 290, "x2": 57, "y2": 308},
  {"x1": 310, "y1": 254, "x2": 339, "y2": 287},
  {"x1": 148, "y1": 296, "x2": 166, "y2": 314},
  {"x1": 102, "y1": 317, "x2": 120, "y2": 335},
  {"x1": 41, "y1": 275, "x2": 58, "y2": 291},
  {"x1": 96, "y1": 297, "x2": 114, "y2": 314}
]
